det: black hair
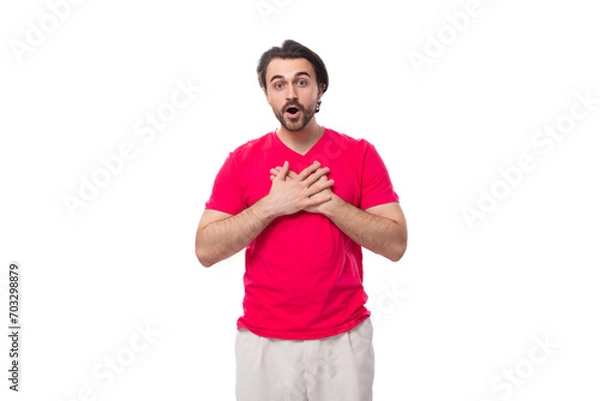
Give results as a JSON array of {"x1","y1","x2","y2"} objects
[{"x1": 257, "y1": 40, "x2": 329, "y2": 112}]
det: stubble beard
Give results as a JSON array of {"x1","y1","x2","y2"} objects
[{"x1": 275, "y1": 101, "x2": 316, "y2": 132}]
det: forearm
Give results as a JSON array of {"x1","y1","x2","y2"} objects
[
  {"x1": 322, "y1": 196, "x2": 407, "y2": 262},
  {"x1": 196, "y1": 199, "x2": 275, "y2": 267}
]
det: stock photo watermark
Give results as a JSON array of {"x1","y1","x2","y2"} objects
[
  {"x1": 476, "y1": 333, "x2": 559, "y2": 401},
  {"x1": 279, "y1": 322, "x2": 373, "y2": 401},
  {"x1": 255, "y1": 0, "x2": 293, "y2": 24},
  {"x1": 61, "y1": 77, "x2": 202, "y2": 218},
  {"x1": 368, "y1": 282, "x2": 409, "y2": 326},
  {"x1": 58, "y1": 322, "x2": 160, "y2": 401},
  {"x1": 7, "y1": 262, "x2": 21, "y2": 392},
  {"x1": 7, "y1": 0, "x2": 87, "y2": 63},
  {"x1": 462, "y1": 88, "x2": 600, "y2": 229},
  {"x1": 280, "y1": 348, "x2": 344, "y2": 401},
  {"x1": 408, "y1": 0, "x2": 488, "y2": 76}
]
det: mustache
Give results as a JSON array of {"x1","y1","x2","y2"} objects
[{"x1": 282, "y1": 100, "x2": 305, "y2": 113}]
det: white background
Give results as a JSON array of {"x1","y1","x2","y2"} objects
[{"x1": 1, "y1": 0, "x2": 599, "y2": 400}]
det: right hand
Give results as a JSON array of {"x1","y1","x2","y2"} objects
[{"x1": 263, "y1": 160, "x2": 334, "y2": 217}]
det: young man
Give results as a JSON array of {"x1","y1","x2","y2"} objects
[{"x1": 195, "y1": 40, "x2": 407, "y2": 401}]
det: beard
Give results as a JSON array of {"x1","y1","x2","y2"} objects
[{"x1": 274, "y1": 100, "x2": 316, "y2": 132}]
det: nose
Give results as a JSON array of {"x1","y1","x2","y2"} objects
[{"x1": 285, "y1": 84, "x2": 298, "y2": 101}]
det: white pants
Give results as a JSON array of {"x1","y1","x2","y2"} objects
[{"x1": 235, "y1": 317, "x2": 374, "y2": 401}]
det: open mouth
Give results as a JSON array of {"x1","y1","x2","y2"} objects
[{"x1": 285, "y1": 106, "x2": 301, "y2": 118}]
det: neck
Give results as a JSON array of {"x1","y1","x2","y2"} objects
[{"x1": 276, "y1": 119, "x2": 324, "y2": 155}]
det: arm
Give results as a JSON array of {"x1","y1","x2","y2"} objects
[
  {"x1": 270, "y1": 167, "x2": 408, "y2": 262},
  {"x1": 195, "y1": 203, "x2": 274, "y2": 268},
  {"x1": 195, "y1": 161, "x2": 333, "y2": 267},
  {"x1": 320, "y1": 196, "x2": 407, "y2": 262}
]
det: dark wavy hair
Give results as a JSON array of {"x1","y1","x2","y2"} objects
[{"x1": 257, "y1": 40, "x2": 329, "y2": 112}]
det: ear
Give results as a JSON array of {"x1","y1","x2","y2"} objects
[
  {"x1": 317, "y1": 83, "x2": 325, "y2": 100},
  {"x1": 263, "y1": 87, "x2": 269, "y2": 101}
]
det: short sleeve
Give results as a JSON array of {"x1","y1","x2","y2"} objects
[
  {"x1": 358, "y1": 142, "x2": 399, "y2": 210},
  {"x1": 204, "y1": 152, "x2": 246, "y2": 215}
]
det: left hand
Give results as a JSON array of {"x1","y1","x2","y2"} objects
[{"x1": 270, "y1": 165, "x2": 337, "y2": 214}]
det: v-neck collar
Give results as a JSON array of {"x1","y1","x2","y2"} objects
[{"x1": 272, "y1": 127, "x2": 329, "y2": 158}]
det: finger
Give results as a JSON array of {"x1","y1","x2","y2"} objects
[
  {"x1": 273, "y1": 167, "x2": 299, "y2": 180},
  {"x1": 306, "y1": 190, "x2": 332, "y2": 206},
  {"x1": 298, "y1": 161, "x2": 321, "y2": 180},
  {"x1": 307, "y1": 178, "x2": 334, "y2": 197},
  {"x1": 274, "y1": 161, "x2": 289, "y2": 181},
  {"x1": 305, "y1": 166, "x2": 330, "y2": 187}
]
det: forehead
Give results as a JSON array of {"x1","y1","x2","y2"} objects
[{"x1": 265, "y1": 57, "x2": 316, "y2": 81}]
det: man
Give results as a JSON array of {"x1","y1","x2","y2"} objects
[{"x1": 195, "y1": 39, "x2": 407, "y2": 401}]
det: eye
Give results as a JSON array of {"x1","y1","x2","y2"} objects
[
  {"x1": 274, "y1": 82, "x2": 284, "y2": 90},
  {"x1": 297, "y1": 79, "x2": 307, "y2": 86}
]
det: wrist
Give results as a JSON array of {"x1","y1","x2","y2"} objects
[
  {"x1": 253, "y1": 196, "x2": 280, "y2": 221},
  {"x1": 320, "y1": 193, "x2": 345, "y2": 219}
]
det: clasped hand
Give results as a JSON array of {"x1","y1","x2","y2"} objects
[{"x1": 265, "y1": 160, "x2": 335, "y2": 216}]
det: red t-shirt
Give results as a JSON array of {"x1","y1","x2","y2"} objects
[{"x1": 205, "y1": 128, "x2": 399, "y2": 340}]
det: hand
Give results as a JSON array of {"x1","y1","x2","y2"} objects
[
  {"x1": 263, "y1": 161, "x2": 334, "y2": 217},
  {"x1": 269, "y1": 162, "x2": 336, "y2": 215}
]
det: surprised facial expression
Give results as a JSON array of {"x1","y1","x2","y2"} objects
[{"x1": 264, "y1": 57, "x2": 324, "y2": 132}]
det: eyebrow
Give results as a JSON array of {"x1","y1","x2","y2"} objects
[{"x1": 269, "y1": 71, "x2": 312, "y2": 83}]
